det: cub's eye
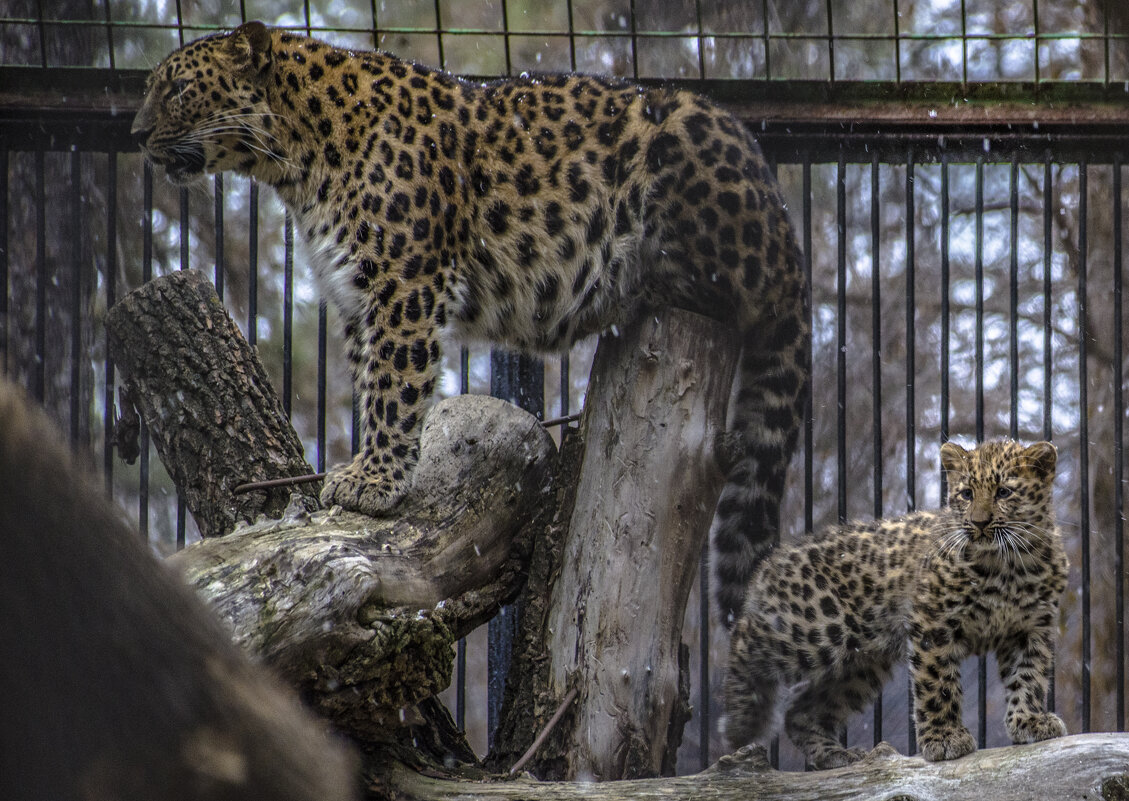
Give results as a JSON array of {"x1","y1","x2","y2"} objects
[
  {"x1": 996, "y1": 486, "x2": 1013, "y2": 500},
  {"x1": 958, "y1": 488, "x2": 973, "y2": 501}
]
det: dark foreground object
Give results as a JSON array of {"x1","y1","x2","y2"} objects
[{"x1": 0, "y1": 379, "x2": 356, "y2": 801}]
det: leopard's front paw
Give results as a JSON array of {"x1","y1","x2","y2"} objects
[
  {"x1": 319, "y1": 454, "x2": 411, "y2": 516},
  {"x1": 918, "y1": 725, "x2": 976, "y2": 762},
  {"x1": 1008, "y1": 711, "x2": 1067, "y2": 744}
]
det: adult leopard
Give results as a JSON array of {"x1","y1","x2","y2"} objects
[{"x1": 132, "y1": 21, "x2": 810, "y2": 625}]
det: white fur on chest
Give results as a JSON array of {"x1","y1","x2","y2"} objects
[{"x1": 298, "y1": 212, "x2": 367, "y2": 324}]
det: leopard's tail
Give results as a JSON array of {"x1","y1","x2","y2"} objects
[{"x1": 713, "y1": 295, "x2": 809, "y2": 629}]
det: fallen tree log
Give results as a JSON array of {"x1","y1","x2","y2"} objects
[
  {"x1": 383, "y1": 735, "x2": 1129, "y2": 800},
  {"x1": 169, "y1": 393, "x2": 556, "y2": 744},
  {"x1": 106, "y1": 270, "x2": 556, "y2": 748}
]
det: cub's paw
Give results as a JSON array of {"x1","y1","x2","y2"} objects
[
  {"x1": 811, "y1": 746, "x2": 867, "y2": 770},
  {"x1": 319, "y1": 455, "x2": 411, "y2": 516},
  {"x1": 918, "y1": 725, "x2": 976, "y2": 762},
  {"x1": 1008, "y1": 711, "x2": 1067, "y2": 744}
]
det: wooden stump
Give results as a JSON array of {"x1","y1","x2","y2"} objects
[
  {"x1": 489, "y1": 308, "x2": 740, "y2": 780},
  {"x1": 106, "y1": 269, "x2": 316, "y2": 538}
]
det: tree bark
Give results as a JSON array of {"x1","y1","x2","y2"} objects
[
  {"x1": 383, "y1": 736, "x2": 1129, "y2": 800},
  {"x1": 108, "y1": 269, "x2": 556, "y2": 748},
  {"x1": 106, "y1": 270, "x2": 317, "y2": 538},
  {"x1": 488, "y1": 309, "x2": 740, "y2": 780},
  {"x1": 168, "y1": 393, "x2": 556, "y2": 746}
]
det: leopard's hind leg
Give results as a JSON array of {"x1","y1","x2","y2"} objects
[{"x1": 784, "y1": 659, "x2": 889, "y2": 769}]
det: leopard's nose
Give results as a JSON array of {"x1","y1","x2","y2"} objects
[{"x1": 130, "y1": 126, "x2": 152, "y2": 150}]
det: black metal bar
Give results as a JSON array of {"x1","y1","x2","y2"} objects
[
  {"x1": 317, "y1": 299, "x2": 328, "y2": 473},
  {"x1": 803, "y1": 157, "x2": 814, "y2": 537},
  {"x1": 179, "y1": 187, "x2": 189, "y2": 271},
  {"x1": 214, "y1": 174, "x2": 224, "y2": 300},
  {"x1": 139, "y1": 161, "x2": 152, "y2": 544},
  {"x1": 628, "y1": 0, "x2": 638, "y2": 79},
  {"x1": 825, "y1": 0, "x2": 835, "y2": 84},
  {"x1": 905, "y1": 147, "x2": 916, "y2": 757},
  {"x1": 248, "y1": 180, "x2": 259, "y2": 346},
  {"x1": 974, "y1": 156, "x2": 987, "y2": 751},
  {"x1": 975, "y1": 157, "x2": 985, "y2": 443},
  {"x1": 177, "y1": 494, "x2": 186, "y2": 549},
  {"x1": 1009, "y1": 157, "x2": 1019, "y2": 438},
  {"x1": 0, "y1": 148, "x2": 7, "y2": 375},
  {"x1": 1042, "y1": 154, "x2": 1055, "y2": 712},
  {"x1": 837, "y1": 155, "x2": 847, "y2": 526},
  {"x1": 699, "y1": 546, "x2": 711, "y2": 770},
  {"x1": 69, "y1": 149, "x2": 81, "y2": 445},
  {"x1": 1079, "y1": 161, "x2": 1091, "y2": 733},
  {"x1": 433, "y1": 0, "x2": 445, "y2": 69},
  {"x1": 1114, "y1": 156, "x2": 1125, "y2": 733},
  {"x1": 283, "y1": 212, "x2": 294, "y2": 418},
  {"x1": 35, "y1": 150, "x2": 46, "y2": 403},
  {"x1": 103, "y1": 151, "x2": 117, "y2": 493},
  {"x1": 177, "y1": 185, "x2": 189, "y2": 543},
  {"x1": 487, "y1": 350, "x2": 543, "y2": 746},
  {"x1": 940, "y1": 153, "x2": 951, "y2": 501},
  {"x1": 870, "y1": 151, "x2": 883, "y2": 747},
  {"x1": 456, "y1": 344, "x2": 470, "y2": 734}
]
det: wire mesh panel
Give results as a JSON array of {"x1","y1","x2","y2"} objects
[{"x1": 4, "y1": 0, "x2": 1129, "y2": 84}]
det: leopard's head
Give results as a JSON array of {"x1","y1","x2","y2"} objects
[
  {"x1": 940, "y1": 439, "x2": 1057, "y2": 557},
  {"x1": 131, "y1": 21, "x2": 275, "y2": 184}
]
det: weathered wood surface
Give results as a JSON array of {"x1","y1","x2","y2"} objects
[
  {"x1": 386, "y1": 735, "x2": 1129, "y2": 800},
  {"x1": 106, "y1": 269, "x2": 317, "y2": 538},
  {"x1": 168, "y1": 393, "x2": 555, "y2": 744},
  {"x1": 488, "y1": 308, "x2": 741, "y2": 781}
]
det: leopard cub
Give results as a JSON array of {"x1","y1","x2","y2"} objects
[{"x1": 724, "y1": 439, "x2": 1068, "y2": 768}]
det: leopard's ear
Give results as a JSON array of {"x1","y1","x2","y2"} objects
[
  {"x1": 226, "y1": 21, "x2": 272, "y2": 75},
  {"x1": 1023, "y1": 440, "x2": 1057, "y2": 479},
  {"x1": 940, "y1": 441, "x2": 968, "y2": 476}
]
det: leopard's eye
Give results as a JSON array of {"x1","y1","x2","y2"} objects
[
  {"x1": 996, "y1": 486, "x2": 1013, "y2": 500},
  {"x1": 958, "y1": 488, "x2": 972, "y2": 501},
  {"x1": 164, "y1": 78, "x2": 191, "y2": 101}
]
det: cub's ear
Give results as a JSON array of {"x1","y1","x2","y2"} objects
[
  {"x1": 940, "y1": 441, "x2": 968, "y2": 476},
  {"x1": 1023, "y1": 440, "x2": 1057, "y2": 479},
  {"x1": 226, "y1": 20, "x2": 272, "y2": 74}
]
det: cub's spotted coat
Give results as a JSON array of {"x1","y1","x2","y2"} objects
[
  {"x1": 724, "y1": 439, "x2": 1068, "y2": 768},
  {"x1": 132, "y1": 22, "x2": 809, "y2": 623}
]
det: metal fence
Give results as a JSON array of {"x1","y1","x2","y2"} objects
[{"x1": 3, "y1": 0, "x2": 1129, "y2": 776}]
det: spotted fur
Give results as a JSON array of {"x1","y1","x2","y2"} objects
[
  {"x1": 132, "y1": 22, "x2": 809, "y2": 623},
  {"x1": 724, "y1": 439, "x2": 1068, "y2": 768}
]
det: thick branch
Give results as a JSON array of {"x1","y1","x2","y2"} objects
[
  {"x1": 106, "y1": 269, "x2": 316, "y2": 538},
  {"x1": 489, "y1": 308, "x2": 740, "y2": 780},
  {"x1": 387, "y1": 736, "x2": 1129, "y2": 800},
  {"x1": 169, "y1": 393, "x2": 555, "y2": 745}
]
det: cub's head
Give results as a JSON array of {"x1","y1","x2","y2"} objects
[
  {"x1": 131, "y1": 21, "x2": 275, "y2": 184},
  {"x1": 940, "y1": 438, "x2": 1057, "y2": 554}
]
